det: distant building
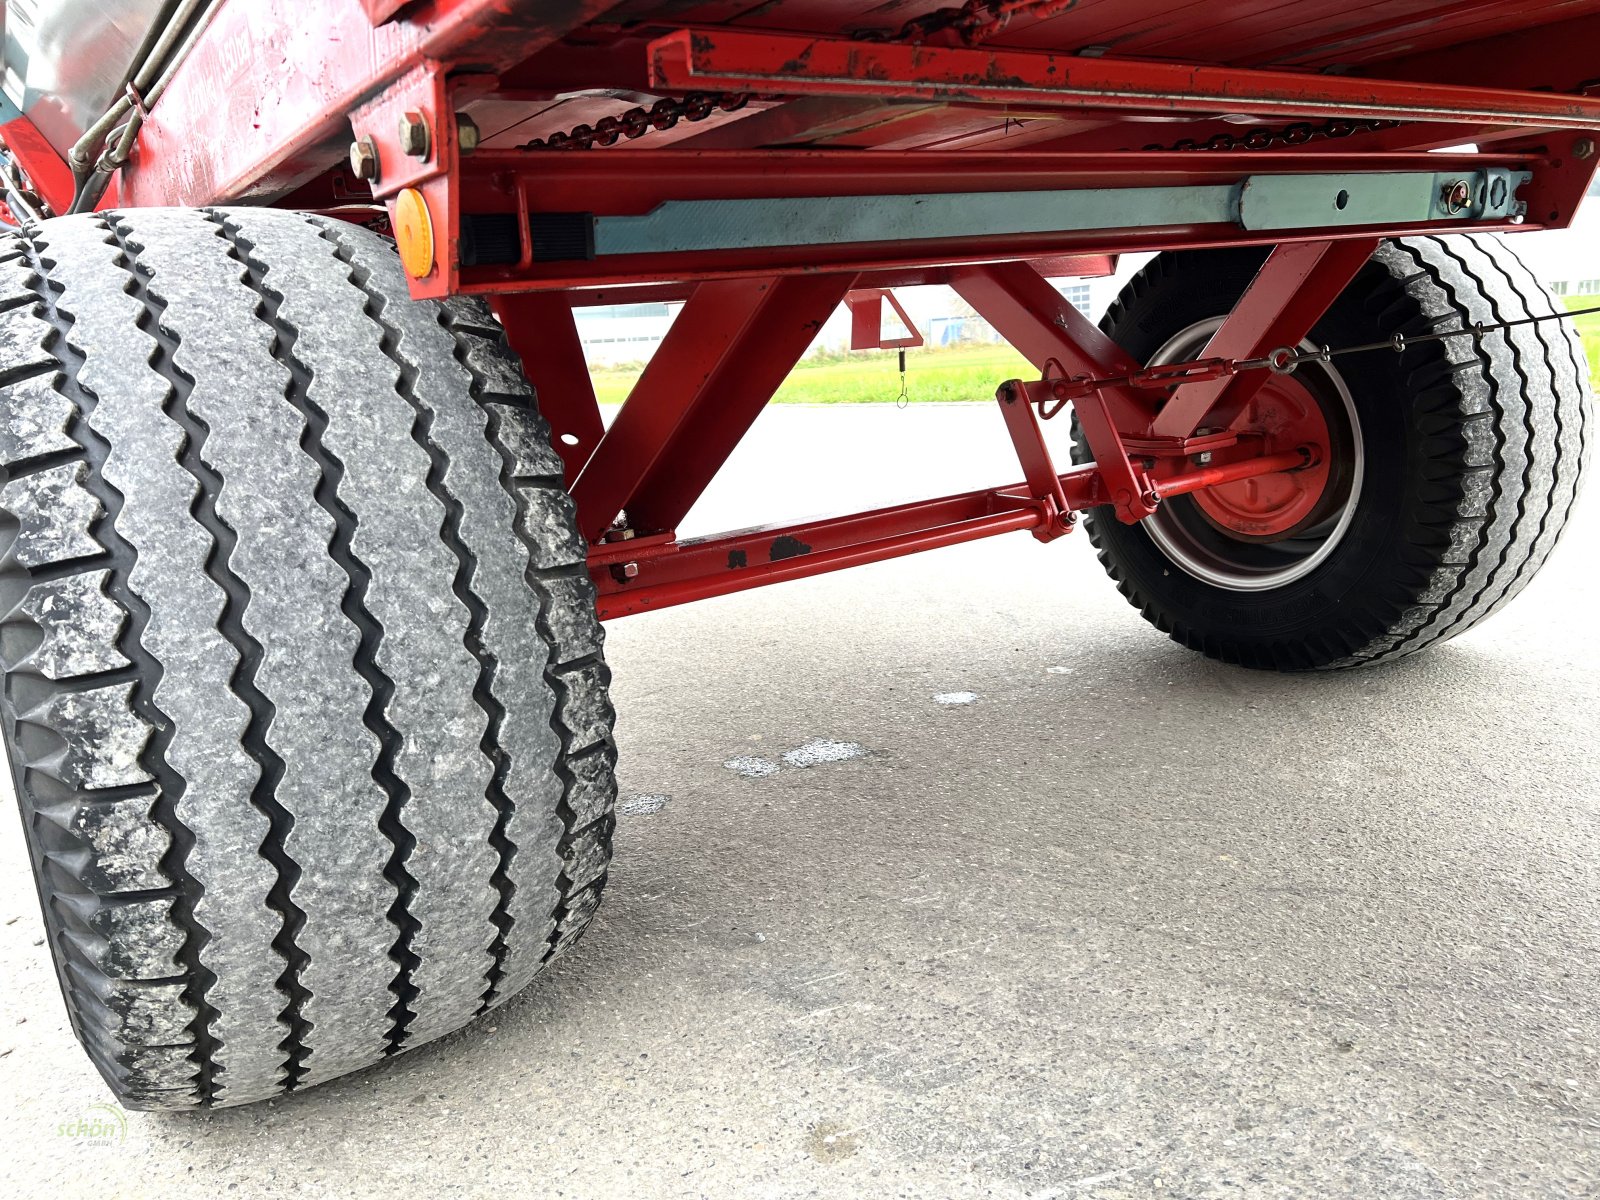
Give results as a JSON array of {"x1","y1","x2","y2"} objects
[{"x1": 572, "y1": 302, "x2": 681, "y2": 366}]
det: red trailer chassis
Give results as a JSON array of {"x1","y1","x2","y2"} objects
[{"x1": 8, "y1": 0, "x2": 1598, "y2": 621}]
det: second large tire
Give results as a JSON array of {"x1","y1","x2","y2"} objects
[
  {"x1": 0, "y1": 208, "x2": 616, "y2": 1108},
  {"x1": 1076, "y1": 234, "x2": 1592, "y2": 671}
]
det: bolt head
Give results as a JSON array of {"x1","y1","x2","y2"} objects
[
  {"x1": 456, "y1": 113, "x2": 481, "y2": 154},
  {"x1": 398, "y1": 111, "x2": 431, "y2": 159},
  {"x1": 348, "y1": 136, "x2": 379, "y2": 182},
  {"x1": 1575, "y1": 137, "x2": 1597, "y2": 161}
]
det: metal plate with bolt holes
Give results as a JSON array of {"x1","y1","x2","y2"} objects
[
  {"x1": 589, "y1": 170, "x2": 1529, "y2": 257},
  {"x1": 1238, "y1": 169, "x2": 1529, "y2": 230}
]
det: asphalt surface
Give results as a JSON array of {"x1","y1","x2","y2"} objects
[{"x1": 3, "y1": 404, "x2": 1597, "y2": 1199}]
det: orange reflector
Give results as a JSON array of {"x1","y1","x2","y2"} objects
[{"x1": 394, "y1": 187, "x2": 435, "y2": 279}]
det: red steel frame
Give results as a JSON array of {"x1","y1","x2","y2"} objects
[{"x1": 3, "y1": 0, "x2": 1598, "y2": 620}]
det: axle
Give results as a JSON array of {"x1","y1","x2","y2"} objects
[{"x1": 588, "y1": 362, "x2": 1325, "y2": 620}]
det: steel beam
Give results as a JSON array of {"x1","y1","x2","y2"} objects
[
  {"x1": 593, "y1": 492, "x2": 1047, "y2": 620},
  {"x1": 570, "y1": 273, "x2": 855, "y2": 541},
  {"x1": 575, "y1": 169, "x2": 1520, "y2": 258},
  {"x1": 649, "y1": 29, "x2": 1600, "y2": 131},
  {"x1": 454, "y1": 146, "x2": 1545, "y2": 292},
  {"x1": 552, "y1": 256, "x2": 1116, "y2": 310},
  {"x1": 1150, "y1": 239, "x2": 1381, "y2": 439},
  {"x1": 467, "y1": 148, "x2": 1534, "y2": 214}
]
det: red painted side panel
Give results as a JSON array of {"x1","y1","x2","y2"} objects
[
  {"x1": 120, "y1": 0, "x2": 627, "y2": 206},
  {"x1": 110, "y1": 0, "x2": 1600, "y2": 205}
]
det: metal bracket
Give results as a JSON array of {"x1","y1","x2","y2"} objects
[
  {"x1": 1238, "y1": 168, "x2": 1529, "y2": 229},
  {"x1": 994, "y1": 371, "x2": 1076, "y2": 541},
  {"x1": 995, "y1": 358, "x2": 1163, "y2": 532},
  {"x1": 846, "y1": 288, "x2": 924, "y2": 350},
  {"x1": 348, "y1": 64, "x2": 493, "y2": 298}
]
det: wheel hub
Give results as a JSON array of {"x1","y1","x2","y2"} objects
[
  {"x1": 1141, "y1": 318, "x2": 1364, "y2": 592},
  {"x1": 1190, "y1": 374, "x2": 1333, "y2": 540}
]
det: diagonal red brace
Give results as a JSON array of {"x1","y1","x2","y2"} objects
[
  {"x1": 570, "y1": 273, "x2": 856, "y2": 542},
  {"x1": 491, "y1": 292, "x2": 605, "y2": 485},
  {"x1": 1150, "y1": 239, "x2": 1379, "y2": 439},
  {"x1": 951, "y1": 261, "x2": 1158, "y2": 436},
  {"x1": 956, "y1": 262, "x2": 1161, "y2": 523}
]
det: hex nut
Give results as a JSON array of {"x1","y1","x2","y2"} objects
[
  {"x1": 1439, "y1": 179, "x2": 1471, "y2": 216},
  {"x1": 398, "y1": 111, "x2": 431, "y2": 159},
  {"x1": 1575, "y1": 137, "x2": 1597, "y2": 161},
  {"x1": 456, "y1": 113, "x2": 481, "y2": 155},
  {"x1": 348, "y1": 136, "x2": 380, "y2": 182}
]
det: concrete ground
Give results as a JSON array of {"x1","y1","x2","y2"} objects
[{"x1": 2, "y1": 404, "x2": 1597, "y2": 1199}]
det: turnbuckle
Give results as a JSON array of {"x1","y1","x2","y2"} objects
[{"x1": 1027, "y1": 354, "x2": 1242, "y2": 419}]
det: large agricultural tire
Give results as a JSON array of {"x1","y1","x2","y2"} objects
[
  {"x1": 0, "y1": 208, "x2": 616, "y2": 1108},
  {"x1": 1075, "y1": 234, "x2": 1591, "y2": 671}
]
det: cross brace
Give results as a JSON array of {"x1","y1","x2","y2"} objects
[{"x1": 551, "y1": 246, "x2": 1351, "y2": 618}]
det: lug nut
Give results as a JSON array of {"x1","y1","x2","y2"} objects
[
  {"x1": 456, "y1": 113, "x2": 481, "y2": 154},
  {"x1": 348, "y1": 136, "x2": 380, "y2": 182},
  {"x1": 398, "y1": 111, "x2": 431, "y2": 159}
]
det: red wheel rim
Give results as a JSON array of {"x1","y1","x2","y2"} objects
[{"x1": 1191, "y1": 374, "x2": 1332, "y2": 540}]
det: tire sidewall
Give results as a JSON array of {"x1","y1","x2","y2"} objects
[{"x1": 1079, "y1": 249, "x2": 1436, "y2": 655}]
